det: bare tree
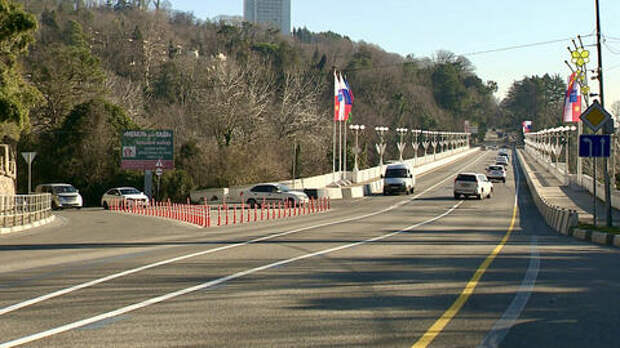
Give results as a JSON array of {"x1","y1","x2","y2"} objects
[
  {"x1": 270, "y1": 70, "x2": 325, "y2": 140},
  {"x1": 190, "y1": 56, "x2": 274, "y2": 147},
  {"x1": 104, "y1": 72, "x2": 145, "y2": 124}
]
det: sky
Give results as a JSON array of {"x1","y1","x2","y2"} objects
[{"x1": 168, "y1": 0, "x2": 620, "y2": 108}]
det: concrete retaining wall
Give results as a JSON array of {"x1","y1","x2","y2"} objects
[{"x1": 517, "y1": 149, "x2": 579, "y2": 235}]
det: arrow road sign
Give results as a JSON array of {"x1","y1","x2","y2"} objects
[{"x1": 579, "y1": 135, "x2": 610, "y2": 157}]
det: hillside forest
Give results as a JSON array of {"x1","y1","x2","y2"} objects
[{"x1": 1, "y1": 0, "x2": 569, "y2": 204}]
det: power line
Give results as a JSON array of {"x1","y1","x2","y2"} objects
[
  {"x1": 342, "y1": 34, "x2": 595, "y2": 73},
  {"x1": 458, "y1": 35, "x2": 594, "y2": 57}
]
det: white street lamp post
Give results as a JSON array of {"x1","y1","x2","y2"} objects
[
  {"x1": 411, "y1": 130, "x2": 421, "y2": 167},
  {"x1": 349, "y1": 124, "x2": 365, "y2": 172},
  {"x1": 396, "y1": 128, "x2": 408, "y2": 162},
  {"x1": 375, "y1": 126, "x2": 389, "y2": 168}
]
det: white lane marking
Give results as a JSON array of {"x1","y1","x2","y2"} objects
[
  {"x1": 479, "y1": 150, "x2": 540, "y2": 348},
  {"x1": 478, "y1": 236, "x2": 539, "y2": 348},
  {"x1": 0, "y1": 153, "x2": 489, "y2": 317},
  {"x1": 0, "y1": 201, "x2": 464, "y2": 348}
]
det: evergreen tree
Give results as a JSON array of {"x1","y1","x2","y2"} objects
[{"x1": 0, "y1": 0, "x2": 40, "y2": 141}]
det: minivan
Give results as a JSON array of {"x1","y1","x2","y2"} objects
[
  {"x1": 382, "y1": 162, "x2": 415, "y2": 195},
  {"x1": 35, "y1": 183, "x2": 83, "y2": 210}
]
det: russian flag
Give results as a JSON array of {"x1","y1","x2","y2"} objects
[
  {"x1": 344, "y1": 77, "x2": 354, "y2": 104},
  {"x1": 522, "y1": 120, "x2": 532, "y2": 133},
  {"x1": 338, "y1": 73, "x2": 352, "y2": 120}
]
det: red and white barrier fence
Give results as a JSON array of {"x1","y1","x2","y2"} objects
[{"x1": 109, "y1": 197, "x2": 331, "y2": 228}]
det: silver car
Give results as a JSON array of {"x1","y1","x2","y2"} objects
[
  {"x1": 486, "y1": 165, "x2": 506, "y2": 183},
  {"x1": 244, "y1": 183, "x2": 309, "y2": 208},
  {"x1": 35, "y1": 183, "x2": 83, "y2": 210},
  {"x1": 453, "y1": 173, "x2": 493, "y2": 200}
]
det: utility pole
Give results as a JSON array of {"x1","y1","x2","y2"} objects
[{"x1": 595, "y1": 0, "x2": 613, "y2": 227}]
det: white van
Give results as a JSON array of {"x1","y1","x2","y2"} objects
[
  {"x1": 35, "y1": 183, "x2": 83, "y2": 210},
  {"x1": 382, "y1": 162, "x2": 415, "y2": 195}
]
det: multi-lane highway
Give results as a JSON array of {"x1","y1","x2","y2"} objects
[{"x1": 1, "y1": 150, "x2": 619, "y2": 347}]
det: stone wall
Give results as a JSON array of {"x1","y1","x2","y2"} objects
[
  {"x1": 0, "y1": 144, "x2": 16, "y2": 195},
  {"x1": 0, "y1": 175, "x2": 15, "y2": 195}
]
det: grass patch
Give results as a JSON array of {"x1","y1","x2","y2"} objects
[{"x1": 577, "y1": 223, "x2": 620, "y2": 234}]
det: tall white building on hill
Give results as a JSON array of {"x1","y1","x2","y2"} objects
[{"x1": 243, "y1": 0, "x2": 291, "y2": 35}]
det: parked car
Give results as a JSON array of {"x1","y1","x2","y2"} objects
[
  {"x1": 453, "y1": 173, "x2": 493, "y2": 199},
  {"x1": 35, "y1": 183, "x2": 83, "y2": 210},
  {"x1": 486, "y1": 165, "x2": 507, "y2": 183},
  {"x1": 101, "y1": 187, "x2": 149, "y2": 210},
  {"x1": 244, "y1": 183, "x2": 309, "y2": 208},
  {"x1": 382, "y1": 162, "x2": 416, "y2": 195}
]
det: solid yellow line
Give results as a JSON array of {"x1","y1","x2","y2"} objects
[{"x1": 411, "y1": 194, "x2": 519, "y2": 348}]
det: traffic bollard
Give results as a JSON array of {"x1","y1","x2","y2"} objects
[{"x1": 218, "y1": 205, "x2": 221, "y2": 226}]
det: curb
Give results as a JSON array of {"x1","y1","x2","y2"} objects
[
  {"x1": 572, "y1": 228, "x2": 619, "y2": 247},
  {"x1": 0, "y1": 215, "x2": 56, "y2": 235}
]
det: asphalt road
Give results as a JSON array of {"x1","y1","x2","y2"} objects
[{"x1": 1, "y1": 150, "x2": 619, "y2": 347}]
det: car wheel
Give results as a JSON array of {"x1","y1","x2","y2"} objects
[
  {"x1": 247, "y1": 199, "x2": 257, "y2": 208},
  {"x1": 102, "y1": 201, "x2": 109, "y2": 210},
  {"x1": 477, "y1": 192, "x2": 483, "y2": 200},
  {"x1": 502, "y1": 178, "x2": 506, "y2": 183},
  {"x1": 487, "y1": 191, "x2": 492, "y2": 199},
  {"x1": 454, "y1": 193, "x2": 460, "y2": 199}
]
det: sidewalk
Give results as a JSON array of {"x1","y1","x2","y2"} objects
[{"x1": 520, "y1": 149, "x2": 620, "y2": 225}]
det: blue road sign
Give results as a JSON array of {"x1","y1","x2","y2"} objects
[{"x1": 579, "y1": 135, "x2": 611, "y2": 157}]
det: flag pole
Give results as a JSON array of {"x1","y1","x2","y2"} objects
[
  {"x1": 339, "y1": 120, "x2": 342, "y2": 178},
  {"x1": 333, "y1": 116, "x2": 336, "y2": 183},
  {"x1": 344, "y1": 119, "x2": 347, "y2": 180},
  {"x1": 332, "y1": 68, "x2": 337, "y2": 184}
]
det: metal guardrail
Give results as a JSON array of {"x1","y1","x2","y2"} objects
[{"x1": 0, "y1": 193, "x2": 52, "y2": 228}]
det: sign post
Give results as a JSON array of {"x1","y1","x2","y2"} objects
[
  {"x1": 21, "y1": 152, "x2": 36, "y2": 194},
  {"x1": 155, "y1": 159, "x2": 163, "y2": 200},
  {"x1": 580, "y1": 101, "x2": 613, "y2": 227}
]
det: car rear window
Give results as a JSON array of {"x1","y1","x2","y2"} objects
[
  {"x1": 489, "y1": 166, "x2": 503, "y2": 171},
  {"x1": 456, "y1": 174, "x2": 477, "y2": 182}
]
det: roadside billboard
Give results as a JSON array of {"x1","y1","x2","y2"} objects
[{"x1": 121, "y1": 130, "x2": 174, "y2": 170}]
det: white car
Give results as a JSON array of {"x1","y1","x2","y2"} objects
[
  {"x1": 35, "y1": 183, "x2": 83, "y2": 210},
  {"x1": 454, "y1": 173, "x2": 493, "y2": 200},
  {"x1": 101, "y1": 187, "x2": 149, "y2": 209},
  {"x1": 496, "y1": 155, "x2": 509, "y2": 167},
  {"x1": 486, "y1": 165, "x2": 506, "y2": 183},
  {"x1": 244, "y1": 183, "x2": 309, "y2": 208}
]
